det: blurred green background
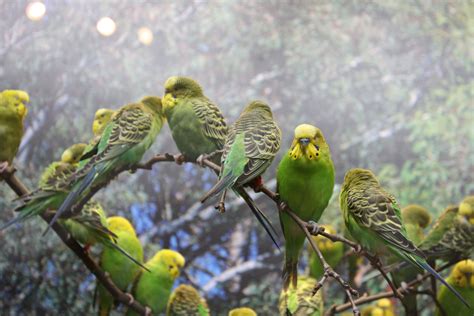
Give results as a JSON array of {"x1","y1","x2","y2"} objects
[{"x1": 0, "y1": 0, "x2": 472, "y2": 315}]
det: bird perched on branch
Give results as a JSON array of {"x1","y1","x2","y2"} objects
[
  {"x1": 127, "y1": 249, "x2": 185, "y2": 316},
  {"x1": 162, "y1": 76, "x2": 228, "y2": 164},
  {"x1": 97, "y1": 216, "x2": 144, "y2": 316},
  {"x1": 437, "y1": 259, "x2": 474, "y2": 316},
  {"x1": 277, "y1": 124, "x2": 335, "y2": 289},
  {"x1": 361, "y1": 298, "x2": 395, "y2": 316},
  {"x1": 45, "y1": 96, "x2": 164, "y2": 233},
  {"x1": 0, "y1": 89, "x2": 29, "y2": 172},
  {"x1": 308, "y1": 225, "x2": 343, "y2": 280},
  {"x1": 201, "y1": 100, "x2": 281, "y2": 248},
  {"x1": 278, "y1": 276, "x2": 323, "y2": 316},
  {"x1": 340, "y1": 168, "x2": 471, "y2": 307},
  {"x1": 167, "y1": 284, "x2": 210, "y2": 316},
  {"x1": 419, "y1": 196, "x2": 474, "y2": 262}
]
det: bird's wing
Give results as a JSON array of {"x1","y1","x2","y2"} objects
[
  {"x1": 191, "y1": 98, "x2": 228, "y2": 148},
  {"x1": 348, "y1": 188, "x2": 425, "y2": 257}
]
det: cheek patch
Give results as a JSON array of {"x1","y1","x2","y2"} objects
[
  {"x1": 289, "y1": 145, "x2": 302, "y2": 160},
  {"x1": 306, "y1": 143, "x2": 319, "y2": 160}
]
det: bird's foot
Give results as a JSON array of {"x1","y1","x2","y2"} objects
[
  {"x1": 125, "y1": 293, "x2": 135, "y2": 305},
  {"x1": 173, "y1": 154, "x2": 185, "y2": 165},
  {"x1": 248, "y1": 176, "x2": 264, "y2": 193},
  {"x1": 400, "y1": 281, "x2": 411, "y2": 295},
  {"x1": 215, "y1": 201, "x2": 226, "y2": 213},
  {"x1": 307, "y1": 221, "x2": 325, "y2": 235},
  {"x1": 0, "y1": 161, "x2": 10, "y2": 175},
  {"x1": 145, "y1": 306, "x2": 152, "y2": 316},
  {"x1": 278, "y1": 200, "x2": 288, "y2": 211},
  {"x1": 196, "y1": 154, "x2": 206, "y2": 167}
]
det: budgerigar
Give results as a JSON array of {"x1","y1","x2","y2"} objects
[
  {"x1": 391, "y1": 204, "x2": 431, "y2": 316},
  {"x1": 46, "y1": 96, "x2": 164, "y2": 232},
  {"x1": 228, "y1": 307, "x2": 257, "y2": 316},
  {"x1": 127, "y1": 249, "x2": 185, "y2": 316},
  {"x1": 340, "y1": 168, "x2": 470, "y2": 307},
  {"x1": 97, "y1": 216, "x2": 144, "y2": 316},
  {"x1": 277, "y1": 124, "x2": 334, "y2": 289},
  {"x1": 308, "y1": 225, "x2": 343, "y2": 280},
  {"x1": 278, "y1": 276, "x2": 323, "y2": 316},
  {"x1": 92, "y1": 108, "x2": 116, "y2": 137},
  {"x1": 163, "y1": 76, "x2": 228, "y2": 163},
  {"x1": 419, "y1": 196, "x2": 474, "y2": 262},
  {"x1": 437, "y1": 259, "x2": 474, "y2": 316},
  {"x1": 0, "y1": 89, "x2": 29, "y2": 171},
  {"x1": 201, "y1": 100, "x2": 281, "y2": 247},
  {"x1": 167, "y1": 284, "x2": 210, "y2": 316},
  {"x1": 2, "y1": 143, "x2": 86, "y2": 229}
]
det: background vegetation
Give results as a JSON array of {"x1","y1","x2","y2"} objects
[{"x1": 0, "y1": 0, "x2": 472, "y2": 314}]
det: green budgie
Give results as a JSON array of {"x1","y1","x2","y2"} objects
[
  {"x1": 201, "y1": 100, "x2": 281, "y2": 247},
  {"x1": 279, "y1": 276, "x2": 323, "y2": 316},
  {"x1": 167, "y1": 284, "x2": 210, "y2": 316},
  {"x1": 127, "y1": 249, "x2": 185, "y2": 316},
  {"x1": 163, "y1": 76, "x2": 228, "y2": 163},
  {"x1": 228, "y1": 307, "x2": 257, "y2": 316},
  {"x1": 0, "y1": 89, "x2": 29, "y2": 171},
  {"x1": 277, "y1": 124, "x2": 335, "y2": 289},
  {"x1": 46, "y1": 96, "x2": 164, "y2": 232},
  {"x1": 437, "y1": 259, "x2": 474, "y2": 316},
  {"x1": 419, "y1": 196, "x2": 474, "y2": 261},
  {"x1": 97, "y1": 216, "x2": 144, "y2": 316},
  {"x1": 340, "y1": 168, "x2": 471, "y2": 307}
]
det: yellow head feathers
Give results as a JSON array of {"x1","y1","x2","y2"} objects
[
  {"x1": 228, "y1": 307, "x2": 257, "y2": 316},
  {"x1": 450, "y1": 259, "x2": 474, "y2": 288},
  {"x1": 242, "y1": 100, "x2": 272, "y2": 116},
  {"x1": 92, "y1": 108, "x2": 115, "y2": 136},
  {"x1": 60, "y1": 143, "x2": 87, "y2": 164},
  {"x1": 459, "y1": 196, "x2": 474, "y2": 224},
  {"x1": 163, "y1": 76, "x2": 204, "y2": 112},
  {"x1": 401, "y1": 204, "x2": 432, "y2": 228},
  {"x1": 106, "y1": 216, "x2": 137, "y2": 236},
  {"x1": 151, "y1": 249, "x2": 186, "y2": 279},
  {"x1": 1, "y1": 89, "x2": 30, "y2": 120},
  {"x1": 289, "y1": 124, "x2": 327, "y2": 161}
]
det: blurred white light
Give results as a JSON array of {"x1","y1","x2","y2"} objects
[
  {"x1": 26, "y1": 1, "x2": 46, "y2": 21},
  {"x1": 138, "y1": 27, "x2": 153, "y2": 45},
  {"x1": 96, "y1": 17, "x2": 116, "y2": 37}
]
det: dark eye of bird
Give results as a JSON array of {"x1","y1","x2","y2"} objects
[{"x1": 169, "y1": 265, "x2": 173, "y2": 270}]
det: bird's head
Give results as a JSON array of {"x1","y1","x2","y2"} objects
[
  {"x1": 375, "y1": 298, "x2": 394, "y2": 314},
  {"x1": 61, "y1": 143, "x2": 87, "y2": 165},
  {"x1": 228, "y1": 307, "x2": 258, "y2": 316},
  {"x1": 342, "y1": 168, "x2": 379, "y2": 190},
  {"x1": 153, "y1": 249, "x2": 186, "y2": 279},
  {"x1": 450, "y1": 260, "x2": 474, "y2": 288},
  {"x1": 163, "y1": 76, "x2": 203, "y2": 112},
  {"x1": 289, "y1": 124, "x2": 328, "y2": 161},
  {"x1": 92, "y1": 108, "x2": 115, "y2": 136},
  {"x1": 140, "y1": 96, "x2": 163, "y2": 117},
  {"x1": 401, "y1": 205, "x2": 431, "y2": 228},
  {"x1": 106, "y1": 216, "x2": 137, "y2": 236},
  {"x1": 2, "y1": 89, "x2": 30, "y2": 120},
  {"x1": 459, "y1": 195, "x2": 474, "y2": 225},
  {"x1": 310, "y1": 225, "x2": 337, "y2": 252},
  {"x1": 242, "y1": 100, "x2": 273, "y2": 117}
]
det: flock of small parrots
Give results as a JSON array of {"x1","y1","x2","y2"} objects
[{"x1": 0, "y1": 77, "x2": 473, "y2": 316}]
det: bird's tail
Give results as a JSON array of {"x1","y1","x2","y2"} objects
[
  {"x1": 406, "y1": 253, "x2": 471, "y2": 308},
  {"x1": 237, "y1": 188, "x2": 280, "y2": 250},
  {"x1": 103, "y1": 239, "x2": 150, "y2": 273},
  {"x1": 44, "y1": 166, "x2": 98, "y2": 235},
  {"x1": 282, "y1": 258, "x2": 298, "y2": 291},
  {"x1": 1, "y1": 197, "x2": 55, "y2": 231},
  {"x1": 200, "y1": 173, "x2": 235, "y2": 203}
]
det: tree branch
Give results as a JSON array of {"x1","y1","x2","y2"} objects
[{"x1": 0, "y1": 166, "x2": 148, "y2": 315}]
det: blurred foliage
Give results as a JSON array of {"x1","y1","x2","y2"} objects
[{"x1": 0, "y1": 0, "x2": 472, "y2": 315}]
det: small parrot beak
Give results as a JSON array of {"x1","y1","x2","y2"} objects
[{"x1": 299, "y1": 138, "x2": 310, "y2": 146}]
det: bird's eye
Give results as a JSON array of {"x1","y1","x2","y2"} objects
[{"x1": 169, "y1": 265, "x2": 173, "y2": 270}]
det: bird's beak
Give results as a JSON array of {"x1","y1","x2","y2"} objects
[{"x1": 299, "y1": 138, "x2": 310, "y2": 146}]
